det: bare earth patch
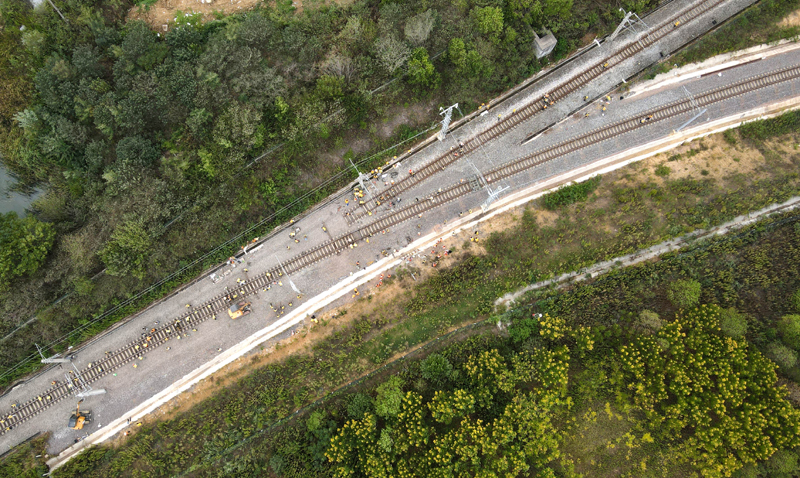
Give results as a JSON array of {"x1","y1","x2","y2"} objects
[
  {"x1": 128, "y1": 0, "x2": 355, "y2": 31},
  {"x1": 778, "y1": 8, "x2": 800, "y2": 28}
]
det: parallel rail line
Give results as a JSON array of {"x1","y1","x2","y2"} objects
[
  {"x1": 485, "y1": 64, "x2": 800, "y2": 184},
  {"x1": 1, "y1": 13, "x2": 791, "y2": 437},
  {"x1": 342, "y1": 0, "x2": 728, "y2": 224}
]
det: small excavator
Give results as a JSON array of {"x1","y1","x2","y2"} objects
[
  {"x1": 227, "y1": 301, "x2": 252, "y2": 320},
  {"x1": 68, "y1": 399, "x2": 91, "y2": 430}
]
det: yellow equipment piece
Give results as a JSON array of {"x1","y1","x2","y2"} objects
[
  {"x1": 68, "y1": 400, "x2": 91, "y2": 430},
  {"x1": 227, "y1": 301, "x2": 252, "y2": 320}
]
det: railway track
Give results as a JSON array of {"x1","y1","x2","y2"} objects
[
  {"x1": 0, "y1": 184, "x2": 478, "y2": 437},
  {"x1": 485, "y1": 64, "x2": 800, "y2": 184},
  {"x1": 342, "y1": 0, "x2": 728, "y2": 225},
  {"x1": 1, "y1": 26, "x2": 793, "y2": 439}
]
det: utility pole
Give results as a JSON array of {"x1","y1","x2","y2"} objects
[
  {"x1": 438, "y1": 103, "x2": 462, "y2": 141},
  {"x1": 674, "y1": 86, "x2": 707, "y2": 133},
  {"x1": 46, "y1": 0, "x2": 68, "y2": 23},
  {"x1": 608, "y1": 8, "x2": 648, "y2": 42},
  {"x1": 37, "y1": 343, "x2": 73, "y2": 364},
  {"x1": 349, "y1": 158, "x2": 373, "y2": 199},
  {"x1": 65, "y1": 364, "x2": 105, "y2": 398}
]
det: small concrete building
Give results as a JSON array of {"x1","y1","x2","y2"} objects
[{"x1": 534, "y1": 30, "x2": 557, "y2": 59}]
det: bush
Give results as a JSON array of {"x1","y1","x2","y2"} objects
[
  {"x1": 765, "y1": 342, "x2": 798, "y2": 370},
  {"x1": 719, "y1": 307, "x2": 747, "y2": 338},
  {"x1": 722, "y1": 129, "x2": 738, "y2": 145},
  {"x1": 654, "y1": 164, "x2": 671, "y2": 177},
  {"x1": 777, "y1": 315, "x2": 800, "y2": 350},
  {"x1": 541, "y1": 176, "x2": 601, "y2": 210},
  {"x1": 666, "y1": 278, "x2": 702, "y2": 310}
]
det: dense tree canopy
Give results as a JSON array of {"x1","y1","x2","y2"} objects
[{"x1": 0, "y1": 211, "x2": 55, "y2": 287}]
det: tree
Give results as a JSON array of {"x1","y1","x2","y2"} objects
[
  {"x1": 619, "y1": 305, "x2": 800, "y2": 476},
  {"x1": 346, "y1": 393, "x2": 373, "y2": 419},
  {"x1": 404, "y1": 9, "x2": 436, "y2": 46},
  {"x1": 0, "y1": 212, "x2": 55, "y2": 287},
  {"x1": 508, "y1": 0, "x2": 572, "y2": 25},
  {"x1": 115, "y1": 135, "x2": 159, "y2": 166},
  {"x1": 428, "y1": 389, "x2": 475, "y2": 424},
  {"x1": 471, "y1": 6, "x2": 503, "y2": 37},
  {"x1": 766, "y1": 341, "x2": 798, "y2": 370},
  {"x1": 719, "y1": 307, "x2": 748, "y2": 338},
  {"x1": 374, "y1": 36, "x2": 410, "y2": 75},
  {"x1": 406, "y1": 47, "x2": 439, "y2": 89},
  {"x1": 375, "y1": 375, "x2": 405, "y2": 418},
  {"x1": 790, "y1": 289, "x2": 800, "y2": 312},
  {"x1": 637, "y1": 309, "x2": 663, "y2": 334},
  {"x1": 778, "y1": 315, "x2": 800, "y2": 350},
  {"x1": 448, "y1": 38, "x2": 467, "y2": 71},
  {"x1": 99, "y1": 219, "x2": 152, "y2": 279},
  {"x1": 420, "y1": 353, "x2": 453, "y2": 385},
  {"x1": 666, "y1": 278, "x2": 701, "y2": 309},
  {"x1": 765, "y1": 450, "x2": 800, "y2": 478}
]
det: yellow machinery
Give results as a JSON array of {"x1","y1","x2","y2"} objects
[
  {"x1": 227, "y1": 301, "x2": 252, "y2": 320},
  {"x1": 68, "y1": 400, "x2": 91, "y2": 430}
]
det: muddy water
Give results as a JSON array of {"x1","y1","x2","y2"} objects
[{"x1": 0, "y1": 163, "x2": 41, "y2": 217}]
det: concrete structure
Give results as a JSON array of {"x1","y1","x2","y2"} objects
[{"x1": 534, "y1": 30, "x2": 557, "y2": 59}]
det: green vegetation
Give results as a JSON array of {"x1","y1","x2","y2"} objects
[
  {"x1": 540, "y1": 176, "x2": 601, "y2": 210},
  {"x1": 0, "y1": 0, "x2": 661, "y2": 388},
  {"x1": 0, "y1": 434, "x2": 49, "y2": 478},
  {"x1": 0, "y1": 211, "x2": 55, "y2": 288},
  {"x1": 665, "y1": 278, "x2": 702, "y2": 309}
]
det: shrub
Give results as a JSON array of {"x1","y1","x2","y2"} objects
[
  {"x1": 719, "y1": 307, "x2": 747, "y2": 338},
  {"x1": 722, "y1": 129, "x2": 737, "y2": 145},
  {"x1": 765, "y1": 342, "x2": 798, "y2": 370},
  {"x1": 654, "y1": 164, "x2": 671, "y2": 177},
  {"x1": 666, "y1": 278, "x2": 702, "y2": 310},
  {"x1": 777, "y1": 315, "x2": 800, "y2": 350},
  {"x1": 541, "y1": 176, "x2": 601, "y2": 210}
]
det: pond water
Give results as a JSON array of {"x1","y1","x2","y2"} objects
[{"x1": 0, "y1": 163, "x2": 42, "y2": 217}]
